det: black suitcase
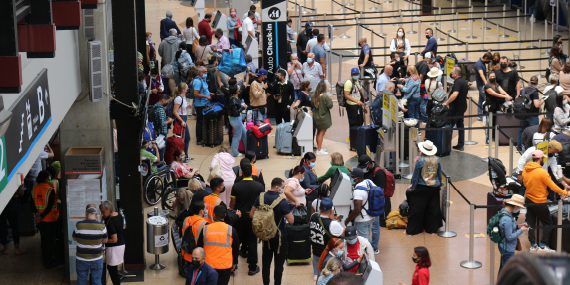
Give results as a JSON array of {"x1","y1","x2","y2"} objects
[
  {"x1": 486, "y1": 192, "x2": 511, "y2": 221},
  {"x1": 355, "y1": 125, "x2": 379, "y2": 155},
  {"x1": 549, "y1": 212, "x2": 570, "y2": 252},
  {"x1": 17, "y1": 200, "x2": 36, "y2": 236},
  {"x1": 379, "y1": 197, "x2": 392, "y2": 227},
  {"x1": 202, "y1": 116, "x2": 224, "y2": 147},
  {"x1": 496, "y1": 111, "x2": 519, "y2": 146},
  {"x1": 425, "y1": 126, "x2": 452, "y2": 157},
  {"x1": 246, "y1": 129, "x2": 269, "y2": 159},
  {"x1": 286, "y1": 223, "x2": 312, "y2": 264}
]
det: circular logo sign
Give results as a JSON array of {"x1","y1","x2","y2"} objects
[{"x1": 268, "y1": 7, "x2": 281, "y2": 20}]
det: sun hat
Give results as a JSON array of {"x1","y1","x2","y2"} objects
[
  {"x1": 418, "y1": 140, "x2": 438, "y2": 156},
  {"x1": 427, "y1": 67, "x2": 443, "y2": 78},
  {"x1": 505, "y1": 194, "x2": 525, "y2": 208},
  {"x1": 532, "y1": 150, "x2": 545, "y2": 159}
]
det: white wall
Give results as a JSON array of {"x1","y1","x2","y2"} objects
[{"x1": 0, "y1": 30, "x2": 82, "y2": 211}]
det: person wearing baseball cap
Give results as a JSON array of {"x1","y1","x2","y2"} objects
[
  {"x1": 341, "y1": 226, "x2": 374, "y2": 273},
  {"x1": 344, "y1": 67, "x2": 367, "y2": 142},
  {"x1": 344, "y1": 168, "x2": 376, "y2": 245},
  {"x1": 309, "y1": 197, "x2": 344, "y2": 280},
  {"x1": 296, "y1": 22, "x2": 313, "y2": 63},
  {"x1": 357, "y1": 154, "x2": 387, "y2": 255},
  {"x1": 522, "y1": 148, "x2": 568, "y2": 253},
  {"x1": 515, "y1": 140, "x2": 566, "y2": 197},
  {"x1": 250, "y1": 69, "x2": 269, "y2": 124},
  {"x1": 496, "y1": 194, "x2": 529, "y2": 273}
]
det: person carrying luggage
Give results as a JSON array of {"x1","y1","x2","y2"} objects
[
  {"x1": 344, "y1": 67, "x2": 368, "y2": 138},
  {"x1": 193, "y1": 66, "x2": 213, "y2": 145},
  {"x1": 270, "y1": 70, "x2": 295, "y2": 125},
  {"x1": 309, "y1": 198, "x2": 344, "y2": 280},
  {"x1": 492, "y1": 195, "x2": 528, "y2": 274},
  {"x1": 228, "y1": 84, "x2": 247, "y2": 157},
  {"x1": 284, "y1": 166, "x2": 308, "y2": 209},
  {"x1": 406, "y1": 140, "x2": 443, "y2": 236},
  {"x1": 172, "y1": 83, "x2": 192, "y2": 153},
  {"x1": 484, "y1": 71, "x2": 512, "y2": 145},
  {"x1": 299, "y1": 152, "x2": 319, "y2": 210},
  {"x1": 344, "y1": 168, "x2": 376, "y2": 242},
  {"x1": 250, "y1": 69, "x2": 269, "y2": 124},
  {"x1": 181, "y1": 201, "x2": 209, "y2": 272},
  {"x1": 521, "y1": 150, "x2": 568, "y2": 253},
  {"x1": 442, "y1": 67, "x2": 469, "y2": 151},
  {"x1": 515, "y1": 140, "x2": 565, "y2": 196},
  {"x1": 397, "y1": 66, "x2": 421, "y2": 128},
  {"x1": 340, "y1": 226, "x2": 373, "y2": 273},
  {"x1": 250, "y1": 178, "x2": 295, "y2": 285}
]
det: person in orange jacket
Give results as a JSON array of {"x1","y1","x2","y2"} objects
[{"x1": 30, "y1": 170, "x2": 59, "y2": 268}]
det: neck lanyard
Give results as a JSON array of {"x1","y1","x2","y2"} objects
[{"x1": 191, "y1": 269, "x2": 202, "y2": 285}]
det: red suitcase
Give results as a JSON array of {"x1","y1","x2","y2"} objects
[{"x1": 165, "y1": 134, "x2": 185, "y2": 165}]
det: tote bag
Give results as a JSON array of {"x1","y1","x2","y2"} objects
[
  {"x1": 218, "y1": 48, "x2": 247, "y2": 76},
  {"x1": 207, "y1": 155, "x2": 224, "y2": 182}
]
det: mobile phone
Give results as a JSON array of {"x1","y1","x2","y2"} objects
[{"x1": 338, "y1": 214, "x2": 344, "y2": 221}]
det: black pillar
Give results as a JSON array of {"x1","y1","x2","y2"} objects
[
  {"x1": 111, "y1": 0, "x2": 145, "y2": 268},
  {"x1": 135, "y1": 0, "x2": 147, "y2": 68}
]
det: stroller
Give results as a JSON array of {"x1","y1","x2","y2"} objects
[{"x1": 488, "y1": 157, "x2": 520, "y2": 197}]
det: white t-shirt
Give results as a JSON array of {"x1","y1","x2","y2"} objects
[
  {"x1": 320, "y1": 215, "x2": 344, "y2": 236},
  {"x1": 31, "y1": 150, "x2": 49, "y2": 178},
  {"x1": 183, "y1": 27, "x2": 199, "y2": 44},
  {"x1": 312, "y1": 198, "x2": 336, "y2": 214},
  {"x1": 242, "y1": 17, "x2": 255, "y2": 46},
  {"x1": 174, "y1": 95, "x2": 188, "y2": 116},
  {"x1": 242, "y1": 11, "x2": 261, "y2": 29},
  {"x1": 543, "y1": 85, "x2": 564, "y2": 94},
  {"x1": 352, "y1": 180, "x2": 375, "y2": 222}
]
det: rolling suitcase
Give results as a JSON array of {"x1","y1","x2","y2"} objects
[
  {"x1": 202, "y1": 116, "x2": 224, "y2": 147},
  {"x1": 355, "y1": 125, "x2": 379, "y2": 155},
  {"x1": 496, "y1": 111, "x2": 519, "y2": 146},
  {"x1": 486, "y1": 192, "x2": 511, "y2": 221},
  {"x1": 276, "y1": 122, "x2": 294, "y2": 154},
  {"x1": 17, "y1": 200, "x2": 36, "y2": 236},
  {"x1": 286, "y1": 223, "x2": 312, "y2": 264},
  {"x1": 425, "y1": 125, "x2": 452, "y2": 157},
  {"x1": 549, "y1": 212, "x2": 570, "y2": 252},
  {"x1": 165, "y1": 134, "x2": 185, "y2": 165},
  {"x1": 246, "y1": 129, "x2": 269, "y2": 159}
]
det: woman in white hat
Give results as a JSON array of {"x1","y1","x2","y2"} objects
[
  {"x1": 406, "y1": 140, "x2": 443, "y2": 235},
  {"x1": 425, "y1": 67, "x2": 443, "y2": 117},
  {"x1": 497, "y1": 194, "x2": 528, "y2": 274}
]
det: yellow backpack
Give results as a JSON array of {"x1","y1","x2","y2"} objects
[{"x1": 386, "y1": 210, "x2": 408, "y2": 230}]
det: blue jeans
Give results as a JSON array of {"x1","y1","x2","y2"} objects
[
  {"x1": 254, "y1": 109, "x2": 266, "y2": 124},
  {"x1": 182, "y1": 115, "x2": 191, "y2": 153},
  {"x1": 407, "y1": 96, "x2": 421, "y2": 128},
  {"x1": 312, "y1": 254, "x2": 320, "y2": 276},
  {"x1": 229, "y1": 116, "x2": 247, "y2": 157},
  {"x1": 355, "y1": 219, "x2": 374, "y2": 243},
  {"x1": 420, "y1": 97, "x2": 428, "y2": 119},
  {"x1": 517, "y1": 116, "x2": 539, "y2": 151},
  {"x1": 498, "y1": 246, "x2": 514, "y2": 274},
  {"x1": 76, "y1": 258, "x2": 104, "y2": 285},
  {"x1": 477, "y1": 84, "x2": 485, "y2": 115},
  {"x1": 159, "y1": 146, "x2": 166, "y2": 162},
  {"x1": 371, "y1": 216, "x2": 380, "y2": 251},
  {"x1": 294, "y1": 90, "x2": 301, "y2": 103}
]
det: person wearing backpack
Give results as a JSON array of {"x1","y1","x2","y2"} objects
[
  {"x1": 406, "y1": 140, "x2": 443, "y2": 236},
  {"x1": 309, "y1": 198, "x2": 344, "y2": 281},
  {"x1": 250, "y1": 178, "x2": 295, "y2": 285},
  {"x1": 344, "y1": 168, "x2": 378, "y2": 243},
  {"x1": 193, "y1": 66, "x2": 214, "y2": 145},
  {"x1": 171, "y1": 83, "x2": 192, "y2": 154},
  {"x1": 173, "y1": 42, "x2": 194, "y2": 86},
  {"x1": 490, "y1": 194, "x2": 529, "y2": 274},
  {"x1": 475, "y1": 53, "x2": 493, "y2": 118},
  {"x1": 357, "y1": 154, "x2": 391, "y2": 255},
  {"x1": 553, "y1": 92, "x2": 570, "y2": 133},
  {"x1": 544, "y1": 74, "x2": 564, "y2": 122},
  {"x1": 181, "y1": 201, "x2": 209, "y2": 275},
  {"x1": 516, "y1": 76, "x2": 544, "y2": 151}
]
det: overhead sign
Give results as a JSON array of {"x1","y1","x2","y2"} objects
[
  {"x1": 262, "y1": 0, "x2": 288, "y2": 73},
  {"x1": 0, "y1": 69, "x2": 52, "y2": 191}
]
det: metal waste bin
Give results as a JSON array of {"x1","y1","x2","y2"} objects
[
  {"x1": 147, "y1": 207, "x2": 169, "y2": 270},
  {"x1": 147, "y1": 209, "x2": 169, "y2": 220}
]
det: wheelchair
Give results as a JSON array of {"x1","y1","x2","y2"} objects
[
  {"x1": 161, "y1": 173, "x2": 205, "y2": 219},
  {"x1": 141, "y1": 158, "x2": 176, "y2": 206}
]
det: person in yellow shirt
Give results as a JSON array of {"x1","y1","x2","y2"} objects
[
  {"x1": 344, "y1": 67, "x2": 368, "y2": 142},
  {"x1": 522, "y1": 150, "x2": 569, "y2": 253}
]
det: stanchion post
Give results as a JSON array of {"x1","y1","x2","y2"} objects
[
  {"x1": 483, "y1": 112, "x2": 492, "y2": 162},
  {"x1": 447, "y1": 32, "x2": 450, "y2": 52},
  {"x1": 431, "y1": 1, "x2": 439, "y2": 26},
  {"x1": 340, "y1": 12, "x2": 350, "y2": 38},
  {"x1": 557, "y1": 198, "x2": 563, "y2": 253},
  {"x1": 303, "y1": 0, "x2": 308, "y2": 14},
  {"x1": 490, "y1": 241, "x2": 495, "y2": 285},
  {"x1": 529, "y1": 15, "x2": 536, "y2": 48},
  {"x1": 482, "y1": 18, "x2": 486, "y2": 51},
  {"x1": 545, "y1": 19, "x2": 548, "y2": 40},
  {"x1": 437, "y1": 174, "x2": 457, "y2": 238},
  {"x1": 399, "y1": 117, "x2": 409, "y2": 168},
  {"x1": 438, "y1": 7, "x2": 442, "y2": 27},
  {"x1": 465, "y1": 42, "x2": 469, "y2": 63},
  {"x1": 467, "y1": 16, "x2": 477, "y2": 39},
  {"x1": 409, "y1": 16, "x2": 416, "y2": 34},
  {"x1": 448, "y1": 13, "x2": 457, "y2": 33},
  {"x1": 517, "y1": 9, "x2": 520, "y2": 31},
  {"x1": 403, "y1": 127, "x2": 416, "y2": 180},
  {"x1": 379, "y1": 3, "x2": 386, "y2": 36},
  {"x1": 466, "y1": 6, "x2": 473, "y2": 22},
  {"x1": 384, "y1": 37, "x2": 387, "y2": 66},
  {"x1": 460, "y1": 204, "x2": 483, "y2": 268},
  {"x1": 538, "y1": 39, "x2": 545, "y2": 78},
  {"x1": 465, "y1": 96, "x2": 477, "y2": 145},
  {"x1": 417, "y1": 20, "x2": 422, "y2": 48},
  {"x1": 496, "y1": 23, "x2": 500, "y2": 50},
  {"x1": 338, "y1": 54, "x2": 343, "y2": 83},
  {"x1": 485, "y1": 0, "x2": 488, "y2": 18},
  {"x1": 495, "y1": 125, "x2": 499, "y2": 159},
  {"x1": 518, "y1": 31, "x2": 522, "y2": 64},
  {"x1": 509, "y1": 138, "x2": 514, "y2": 172}
]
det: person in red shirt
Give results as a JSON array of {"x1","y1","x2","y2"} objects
[
  {"x1": 198, "y1": 14, "x2": 216, "y2": 44},
  {"x1": 399, "y1": 246, "x2": 431, "y2": 285}
]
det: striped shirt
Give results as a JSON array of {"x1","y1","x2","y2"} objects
[{"x1": 72, "y1": 219, "x2": 108, "y2": 261}]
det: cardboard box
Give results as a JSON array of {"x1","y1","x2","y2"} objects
[{"x1": 64, "y1": 147, "x2": 105, "y2": 174}]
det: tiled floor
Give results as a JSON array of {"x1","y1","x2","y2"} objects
[{"x1": 1, "y1": 0, "x2": 566, "y2": 284}]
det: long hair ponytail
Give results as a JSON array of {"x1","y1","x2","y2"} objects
[
  {"x1": 300, "y1": 152, "x2": 316, "y2": 167},
  {"x1": 318, "y1": 238, "x2": 343, "y2": 272},
  {"x1": 172, "y1": 83, "x2": 187, "y2": 99},
  {"x1": 321, "y1": 257, "x2": 342, "y2": 277}
]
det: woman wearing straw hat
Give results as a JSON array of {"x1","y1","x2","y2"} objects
[
  {"x1": 496, "y1": 194, "x2": 528, "y2": 274},
  {"x1": 424, "y1": 67, "x2": 443, "y2": 117},
  {"x1": 406, "y1": 140, "x2": 443, "y2": 235}
]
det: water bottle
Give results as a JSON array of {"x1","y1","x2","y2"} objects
[{"x1": 493, "y1": 227, "x2": 499, "y2": 234}]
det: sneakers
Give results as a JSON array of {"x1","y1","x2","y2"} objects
[
  {"x1": 477, "y1": 117, "x2": 483, "y2": 121},
  {"x1": 234, "y1": 153, "x2": 243, "y2": 158},
  {"x1": 374, "y1": 249, "x2": 380, "y2": 255},
  {"x1": 314, "y1": 275, "x2": 318, "y2": 281},
  {"x1": 530, "y1": 245, "x2": 539, "y2": 253},
  {"x1": 452, "y1": 145, "x2": 464, "y2": 151},
  {"x1": 248, "y1": 265, "x2": 260, "y2": 276},
  {"x1": 346, "y1": 137, "x2": 350, "y2": 143},
  {"x1": 317, "y1": 150, "x2": 329, "y2": 155},
  {"x1": 538, "y1": 245, "x2": 556, "y2": 253}
]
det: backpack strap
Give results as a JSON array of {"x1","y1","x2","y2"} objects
[
  {"x1": 268, "y1": 196, "x2": 284, "y2": 209},
  {"x1": 259, "y1": 192, "x2": 265, "y2": 207},
  {"x1": 317, "y1": 214, "x2": 334, "y2": 239}
]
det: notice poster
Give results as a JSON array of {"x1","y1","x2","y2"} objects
[{"x1": 537, "y1": 141, "x2": 549, "y2": 164}]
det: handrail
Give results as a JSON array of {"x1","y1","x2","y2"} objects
[
  {"x1": 483, "y1": 18, "x2": 519, "y2": 33},
  {"x1": 360, "y1": 25, "x2": 385, "y2": 39},
  {"x1": 547, "y1": 20, "x2": 570, "y2": 31},
  {"x1": 299, "y1": 8, "x2": 507, "y2": 20},
  {"x1": 288, "y1": 0, "x2": 316, "y2": 10},
  {"x1": 331, "y1": 0, "x2": 359, "y2": 13}
]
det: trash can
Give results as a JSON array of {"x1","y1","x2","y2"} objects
[
  {"x1": 147, "y1": 209, "x2": 170, "y2": 220},
  {"x1": 146, "y1": 208, "x2": 169, "y2": 270}
]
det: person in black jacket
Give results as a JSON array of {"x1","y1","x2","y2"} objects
[
  {"x1": 269, "y1": 70, "x2": 295, "y2": 124},
  {"x1": 296, "y1": 22, "x2": 313, "y2": 63}
]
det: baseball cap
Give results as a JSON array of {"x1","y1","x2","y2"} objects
[
  {"x1": 86, "y1": 207, "x2": 98, "y2": 214},
  {"x1": 319, "y1": 198, "x2": 334, "y2": 211},
  {"x1": 350, "y1": 167, "x2": 364, "y2": 178},
  {"x1": 305, "y1": 21, "x2": 313, "y2": 29},
  {"x1": 351, "y1": 67, "x2": 360, "y2": 74},
  {"x1": 424, "y1": 52, "x2": 432, "y2": 59},
  {"x1": 345, "y1": 226, "x2": 358, "y2": 240},
  {"x1": 357, "y1": 155, "x2": 372, "y2": 169},
  {"x1": 256, "y1": 68, "x2": 268, "y2": 76},
  {"x1": 532, "y1": 150, "x2": 545, "y2": 159}
]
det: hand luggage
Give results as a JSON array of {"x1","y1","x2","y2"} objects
[
  {"x1": 238, "y1": 122, "x2": 254, "y2": 152},
  {"x1": 286, "y1": 223, "x2": 312, "y2": 264},
  {"x1": 17, "y1": 200, "x2": 36, "y2": 236},
  {"x1": 165, "y1": 134, "x2": 185, "y2": 165},
  {"x1": 425, "y1": 125, "x2": 452, "y2": 157},
  {"x1": 355, "y1": 125, "x2": 379, "y2": 155},
  {"x1": 496, "y1": 111, "x2": 519, "y2": 146},
  {"x1": 251, "y1": 119, "x2": 272, "y2": 138},
  {"x1": 486, "y1": 191, "x2": 512, "y2": 221},
  {"x1": 549, "y1": 212, "x2": 570, "y2": 252},
  {"x1": 276, "y1": 122, "x2": 294, "y2": 154},
  {"x1": 458, "y1": 58, "x2": 476, "y2": 82},
  {"x1": 290, "y1": 204, "x2": 308, "y2": 225},
  {"x1": 379, "y1": 197, "x2": 392, "y2": 227},
  {"x1": 202, "y1": 116, "x2": 224, "y2": 148},
  {"x1": 246, "y1": 129, "x2": 269, "y2": 159}
]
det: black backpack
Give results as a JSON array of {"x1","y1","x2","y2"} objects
[
  {"x1": 181, "y1": 219, "x2": 204, "y2": 258},
  {"x1": 207, "y1": 68, "x2": 218, "y2": 95},
  {"x1": 164, "y1": 95, "x2": 182, "y2": 118},
  {"x1": 558, "y1": 142, "x2": 570, "y2": 169},
  {"x1": 543, "y1": 87, "x2": 558, "y2": 114},
  {"x1": 428, "y1": 104, "x2": 449, "y2": 128},
  {"x1": 147, "y1": 104, "x2": 160, "y2": 133},
  {"x1": 513, "y1": 87, "x2": 535, "y2": 120}
]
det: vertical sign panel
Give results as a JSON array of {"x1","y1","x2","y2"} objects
[{"x1": 262, "y1": 0, "x2": 288, "y2": 73}]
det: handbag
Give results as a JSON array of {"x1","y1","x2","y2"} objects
[
  {"x1": 207, "y1": 155, "x2": 224, "y2": 182},
  {"x1": 161, "y1": 62, "x2": 174, "y2": 79},
  {"x1": 192, "y1": 28, "x2": 200, "y2": 54},
  {"x1": 290, "y1": 204, "x2": 308, "y2": 224},
  {"x1": 173, "y1": 121, "x2": 183, "y2": 136},
  {"x1": 234, "y1": 17, "x2": 243, "y2": 42},
  {"x1": 156, "y1": 134, "x2": 166, "y2": 149},
  {"x1": 218, "y1": 48, "x2": 247, "y2": 76}
]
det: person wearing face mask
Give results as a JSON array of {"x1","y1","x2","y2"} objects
[
  {"x1": 494, "y1": 195, "x2": 529, "y2": 274},
  {"x1": 552, "y1": 35, "x2": 568, "y2": 64},
  {"x1": 160, "y1": 10, "x2": 181, "y2": 41},
  {"x1": 317, "y1": 152, "x2": 350, "y2": 184},
  {"x1": 316, "y1": 257, "x2": 343, "y2": 285},
  {"x1": 344, "y1": 67, "x2": 368, "y2": 134},
  {"x1": 241, "y1": 11, "x2": 259, "y2": 44},
  {"x1": 229, "y1": 164, "x2": 264, "y2": 275},
  {"x1": 193, "y1": 66, "x2": 214, "y2": 145},
  {"x1": 475, "y1": 52, "x2": 493, "y2": 118},
  {"x1": 553, "y1": 93, "x2": 570, "y2": 133},
  {"x1": 309, "y1": 198, "x2": 344, "y2": 280},
  {"x1": 250, "y1": 69, "x2": 269, "y2": 124},
  {"x1": 522, "y1": 150, "x2": 569, "y2": 253},
  {"x1": 227, "y1": 8, "x2": 241, "y2": 47},
  {"x1": 198, "y1": 13, "x2": 216, "y2": 44},
  {"x1": 185, "y1": 247, "x2": 218, "y2": 285},
  {"x1": 284, "y1": 165, "x2": 308, "y2": 209},
  {"x1": 300, "y1": 152, "x2": 320, "y2": 206},
  {"x1": 397, "y1": 65, "x2": 421, "y2": 128},
  {"x1": 341, "y1": 226, "x2": 373, "y2": 273},
  {"x1": 242, "y1": 5, "x2": 262, "y2": 31},
  {"x1": 297, "y1": 22, "x2": 314, "y2": 63},
  {"x1": 495, "y1": 57, "x2": 521, "y2": 102},
  {"x1": 99, "y1": 201, "x2": 124, "y2": 285},
  {"x1": 515, "y1": 76, "x2": 542, "y2": 151},
  {"x1": 415, "y1": 52, "x2": 432, "y2": 119},
  {"x1": 442, "y1": 67, "x2": 469, "y2": 151},
  {"x1": 390, "y1": 27, "x2": 411, "y2": 63},
  {"x1": 484, "y1": 71, "x2": 511, "y2": 144},
  {"x1": 291, "y1": 81, "x2": 313, "y2": 118},
  {"x1": 171, "y1": 149, "x2": 198, "y2": 180},
  {"x1": 357, "y1": 155, "x2": 387, "y2": 254},
  {"x1": 270, "y1": 70, "x2": 295, "y2": 124},
  {"x1": 203, "y1": 178, "x2": 242, "y2": 224},
  {"x1": 181, "y1": 202, "x2": 209, "y2": 273},
  {"x1": 209, "y1": 28, "x2": 229, "y2": 52},
  {"x1": 489, "y1": 52, "x2": 501, "y2": 72},
  {"x1": 145, "y1": 32, "x2": 156, "y2": 73},
  {"x1": 398, "y1": 247, "x2": 431, "y2": 285},
  {"x1": 420, "y1": 28, "x2": 437, "y2": 58},
  {"x1": 317, "y1": 238, "x2": 364, "y2": 273},
  {"x1": 515, "y1": 140, "x2": 565, "y2": 196},
  {"x1": 344, "y1": 168, "x2": 376, "y2": 242},
  {"x1": 250, "y1": 178, "x2": 295, "y2": 285},
  {"x1": 30, "y1": 171, "x2": 59, "y2": 269},
  {"x1": 357, "y1": 36, "x2": 374, "y2": 69},
  {"x1": 302, "y1": 53, "x2": 324, "y2": 95},
  {"x1": 375, "y1": 65, "x2": 397, "y2": 98}
]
